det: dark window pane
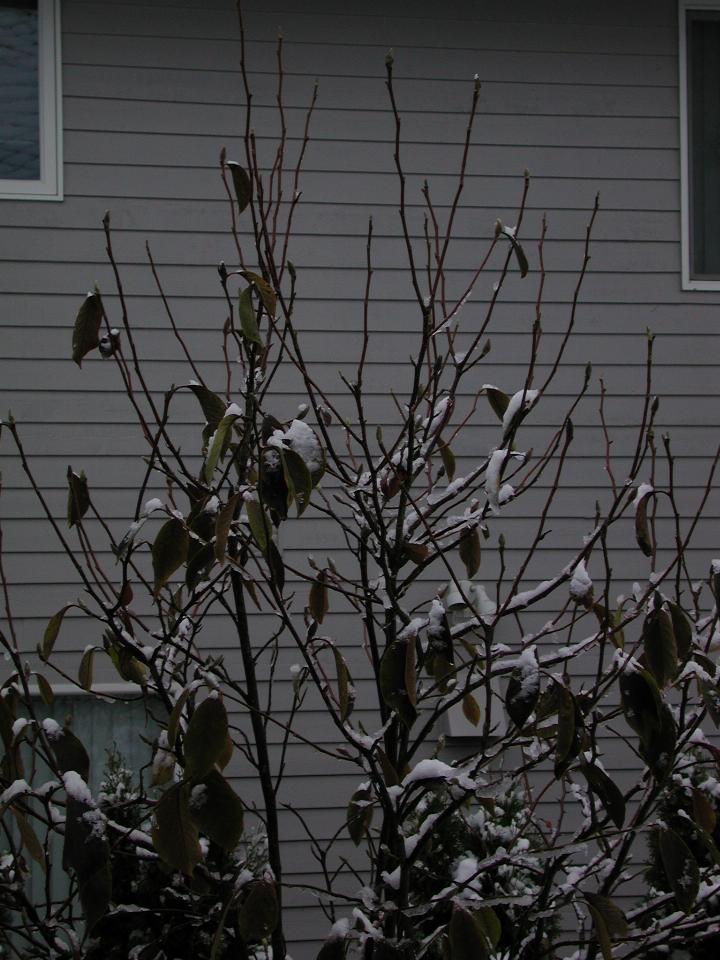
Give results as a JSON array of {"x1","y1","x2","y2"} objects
[
  {"x1": 689, "y1": 13, "x2": 720, "y2": 277},
  {"x1": 0, "y1": 1, "x2": 40, "y2": 180}
]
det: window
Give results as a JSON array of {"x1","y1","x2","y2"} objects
[{"x1": 0, "y1": 0, "x2": 62, "y2": 200}]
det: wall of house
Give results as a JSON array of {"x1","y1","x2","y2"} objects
[{"x1": 1, "y1": 0, "x2": 718, "y2": 952}]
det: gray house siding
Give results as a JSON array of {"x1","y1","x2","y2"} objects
[{"x1": 1, "y1": 0, "x2": 719, "y2": 952}]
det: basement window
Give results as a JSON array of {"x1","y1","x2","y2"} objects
[{"x1": 0, "y1": 0, "x2": 62, "y2": 200}]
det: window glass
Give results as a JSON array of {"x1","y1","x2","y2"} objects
[{"x1": 0, "y1": 1, "x2": 40, "y2": 180}]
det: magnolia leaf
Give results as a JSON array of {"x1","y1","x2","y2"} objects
[
  {"x1": 108, "y1": 644, "x2": 147, "y2": 687},
  {"x1": 505, "y1": 655, "x2": 540, "y2": 729},
  {"x1": 462, "y1": 693, "x2": 481, "y2": 727},
  {"x1": 184, "y1": 695, "x2": 229, "y2": 780},
  {"x1": 240, "y1": 270, "x2": 276, "y2": 318},
  {"x1": 34, "y1": 673, "x2": 55, "y2": 707},
  {"x1": 13, "y1": 809, "x2": 46, "y2": 872},
  {"x1": 376, "y1": 747, "x2": 400, "y2": 787},
  {"x1": 67, "y1": 468, "x2": 90, "y2": 528},
  {"x1": 692, "y1": 787, "x2": 717, "y2": 835},
  {"x1": 152, "y1": 782, "x2": 202, "y2": 876},
  {"x1": 167, "y1": 687, "x2": 191, "y2": 750},
  {"x1": 227, "y1": 161, "x2": 251, "y2": 213},
  {"x1": 459, "y1": 527, "x2": 480, "y2": 578},
  {"x1": 78, "y1": 647, "x2": 95, "y2": 691},
  {"x1": 72, "y1": 292, "x2": 103, "y2": 366},
  {"x1": 485, "y1": 387, "x2": 510, "y2": 422},
  {"x1": 267, "y1": 539, "x2": 285, "y2": 591},
  {"x1": 239, "y1": 285, "x2": 262, "y2": 345},
  {"x1": 282, "y1": 447, "x2": 313, "y2": 516},
  {"x1": 309, "y1": 571, "x2": 329, "y2": 624},
  {"x1": 203, "y1": 410, "x2": 241, "y2": 483},
  {"x1": 379, "y1": 641, "x2": 417, "y2": 729},
  {"x1": 64, "y1": 794, "x2": 111, "y2": 930},
  {"x1": 152, "y1": 517, "x2": 189, "y2": 598},
  {"x1": 189, "y1": 383, "x2": 226, "y2": 434},
  {"x1": 634, "y1": 490, "x2": 654, "y2": 557},
  {"x1": 586, "y1": 894, "x2": 627, "y2": 960},
  {"x1": 659, "y1": 828, "x2": 700, "y2": 912},
  {"x1": 668, "y1": 602, "x2": 693, "y2": 663},
  {"x1": 619, "y1": 666, "x2": 663, "y2": 747},
  {"x1": 439, "y1": 442, "x2": 456, "y2": 481},
  {"x1": 448, "y1": 904, "x2": 493, "y2": 960},
  {"x1": 586, "y1": 893, "x2": 628, "y2": 940},
  {"x1": 238, "y1": 880, "x2": 279, "y2": 941},
  {"x1": 50, "y1": 727, "x2": 90, "y2": 781},
  {"x1": 509, "y1": 236, "x2": 529, "y2": 278},
  {"x1": 316, "y1": 937, "x2": 346, "y2": 960},
  {"x1": 404, "y1": 541, "x2": 429, "y2": 565},
  {"x1": 554, "y1": 683, "x2": 581, "y2": 778},
  {"x1": 188, "y1": 770, "x2": 244, "y2": 851},
  {"x1": 643, "y1": 605, "x2": 678, "y2": 688},
  {"x1": 215, "y1": 493, "x2": 240, "y2": 562},
  {"x1": 347, "y1": 784, "x2": 373, "y2": 845},
  {"x1": 329, "y1": 645, "x2": 353, "y2": 722},
  {"x1": 581, "y1": 762, "x2": 625, "y2": 829},
  {"x1": 40, "y1": 604, "x2": 73, "y2": 661},
  {"x1": 246, "y1": 498, "x2": 270, "y2": 553},
  {"x1": 217, "y1": 731, "x2": 234, "y2": 770}
]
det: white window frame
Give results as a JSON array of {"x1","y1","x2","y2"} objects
[
  {"x1": 679, "y1": 1, "x2": 720, "y2": 289},
  {"x1": 0, "y1": 0, "x2": 63, "y2": 201}
]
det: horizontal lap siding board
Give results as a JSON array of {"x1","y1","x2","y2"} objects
[{"x1": 1, "y1": 0, "x2": 717, "y2": 955}]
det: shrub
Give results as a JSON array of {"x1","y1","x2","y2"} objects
[{"x1": 1, "y1": 7, "x2": 720, "y2": 959}]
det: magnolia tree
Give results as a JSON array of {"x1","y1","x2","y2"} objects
[{"x1": 2, "y1": 10, "x2": 720, "y2": 960}]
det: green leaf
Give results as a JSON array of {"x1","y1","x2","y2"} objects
[
  {"x1": 40, "y1": 604, "x2": 73, "y2": 661},
  {"x1": 189, "y1": 383, "x2": 226, "y2": 434},
  {"x1": 267, "y1": 539, "x2": 285, "y2": 591},
  {"x1": 668, "y1": 602, "x2": 693, "y2": 663},
  {"x1": 462, "y1": 693, "x2": 481, "y2": 727},
  {"x1": 581, "y1": 762, "x2": 625, "y2": 829},
  {"x1": 240, "y1": 270, "x2": 277, "y2": 319},
  {"x1": 309, "y1": 571, "x2": 329, "y2": 624},
  {"x1": 440, "y1": 441, "x2": 456, "y2": 481},
  {"x1": 203, "y1": 409, "x2": 241, "y2": 483},
  {"x1": 78, "y1": 647, "x2": 95, "y2": 691},
  {"x1": 282, "y1": 446, "x2": 313, "y2": 516},
  {"x1": 246, "y1": 498, "x2": 270, "y2": 553},
  {"x1": 152, "y1": 782, "x2": 202, "y2": 876},
  {"x1": 63, "y1": 793, "x2": 111, "y2": 930},
  {"x1": 659, "y1": 827, "x2": 700, "y2": 912},
  {"x1": 34, "y1": 673, "x2": 55, "y2": 706},
  {"x1": 215, "y1": 493, "x2": 240, "y2": 563},
  {"x1": 188, "y1": 770, "x2": 244, "y2": 852},
  {"x1": 634, "y1": 489, "x2": 654, "y2": 557},
  {"x1": 347, "y1": 784, "x2": 373, "y2": 845},
  {"x1": 238, "y1": 880, "x2": 279, "y2": 941},
  {"x1": 620, "y1": 667, "x2": 676, "y2": 780},
  {"x1": 448, "y1": 904, "x2": 495, "y2": 960},
  {"x1": 692, "y1": 787, "x2": 717, "y2": 835},
  {"x1": 67, "y1": 468, "x2": 90, "y2": 528},
  {"x1": 485, "y1": 387, "x2": 510, "y2": 422},
  {"x1": 459, "y1": 527, "x2": 480, "y2": 578},
  {"x1": 227, "y1": 161, "x2": 251, "y2": 213},
  {"x1": 505, "y1": 653, "x2": 540, "y2": 729},
  {"x1": 152, "y1": 517, "x2": 189, "y2": 598},
  {"x1": 72, "y1": 292, "x2": 103, "y2": 366},
  {"x1": 13, "y1": 810, "x2": 46, "y2": 872},
  {"x1": 184, "y1": 695, "x2": 229, "y2": 780},
  {"x1": 555, "y1": 683, "x2": 581, "y2": 778},
  {"x1": 586, "y1": 894, "x2": 627, "y2": 960},
  {"x1": 239, "y1": 285, "x2": 262, "y2": 345},
  {"x1": 50, "y1": 727, "x2": 90, "y2": 781},
  {"x1": 643, "y1": 604, "x2": 678, "y2": 688},
  {"x1": 167, "y1": 687, "x2": 191, "y2": 750},
  {"x1": 509, "y1": 235, "x2": 529, "y2": 278},
  {"x1": 379, "y1": 641, "x2": 417, "y2": 729},
  {"x1": 328, "y1": 644, "x2": 353, "y2": 722}
]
